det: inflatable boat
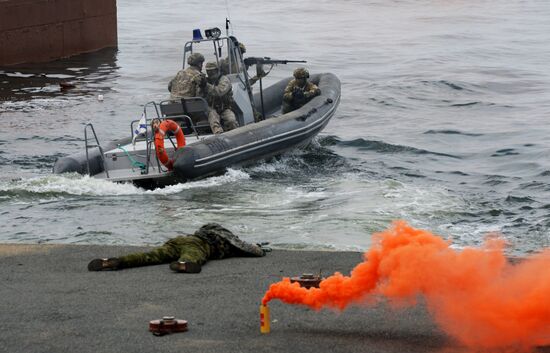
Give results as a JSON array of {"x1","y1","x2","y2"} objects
[{"x1": 53, "y1": 30, "x2": 341, "y2": 189}]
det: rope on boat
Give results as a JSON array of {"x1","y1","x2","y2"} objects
[{"x1": 117, "y1": 145, "x2": 146, "y2": 170}]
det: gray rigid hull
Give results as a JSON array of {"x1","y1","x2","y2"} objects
[{"x1": 173, "y1": 73, "x2": 341, "y2": 179}]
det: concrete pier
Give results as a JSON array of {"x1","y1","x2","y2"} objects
[
  {"x1": 0, "y1": 0, "x2": 117, "y2": 66},
  {"x1": 1, "y1": 244, "x2": 548, "y2": 353}
]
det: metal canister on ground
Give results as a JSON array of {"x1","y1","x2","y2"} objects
[
  {"x1": 290, "y1": 273, "x2": 323, "y2": 289},
  {"x1": 260, "y1": 304, "x2": 270, "y2": 334},
  {"x1": 149, "y1": 316, "x2": 188, "y2": 336}
]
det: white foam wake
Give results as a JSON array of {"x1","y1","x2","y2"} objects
[{"x1": 0, "y1": 169, "x2": 250, "y2": 196}]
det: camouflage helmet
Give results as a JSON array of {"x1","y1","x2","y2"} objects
[
  {"x1": 293, "y1": 67, "x2": 309, "y2": 79},
  {"x1": 205, "y1": 61, "x2": 219, "y2": 71},
  {"x1": 187, "y1": 52, "x2": 205, "y2": 66},
  {"x1": 238, "y1": 42, "x2": 246, "y2": 54}
]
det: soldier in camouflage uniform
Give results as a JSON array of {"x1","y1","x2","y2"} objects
[
  {"x1": 282, "y1": 68, "x2": 321, "y2": 114},
  {"x1": 220, "y1": 42, "x2": 267, "y2": 87},
  {"x1": 220, "y1": 42, "x2": 246, "y2": 76},
  {"x1": 88, "y1": 223, "x2": 267, "y2": 273},
  {"x1": 168, "y1": 52, "x2": 207, "y2": 99},
  {"x1": 204, "y1": 61, "x2": 239, "y2": 134}
]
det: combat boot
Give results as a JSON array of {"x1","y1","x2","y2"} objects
[
  {"x1": 88, "y1": 258, "x2": 121, "y2": 271},
  {"x1": 169, "y1": 261, "x2": 202, "y2": 273}
]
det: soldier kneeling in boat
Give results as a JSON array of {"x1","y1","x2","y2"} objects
[
  {"x1": 204, "y1": 61, "x2": 239, "y2": 134},
  {"x1": 88, "y1": 223, "x2": 269, "y2": 273},
  {"x1": 168, "y1": 52, "x2": 207, "y2": 99},
  {"x1": 282, "y1": 68, "x2": 321, "y2": 114}
]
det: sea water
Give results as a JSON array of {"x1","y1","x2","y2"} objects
[{"x1": 1, "y1": 0, "x2": 549, "y2": 255}]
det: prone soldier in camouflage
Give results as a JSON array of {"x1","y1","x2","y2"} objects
[
  {"x1": 88, "y1": 223, "x2": 267, "y2": 273},
  {"x1": 282, "y1": 68, "x2": 321, "y2": 114},
  {"x1": 168, "y1": 52, "x2": 207, "y2": 99},
  {"x1": 204, "y1": 61, "x2": 239, "y2": 134}
]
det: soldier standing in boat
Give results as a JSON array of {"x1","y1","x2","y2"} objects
[
  {"x1": 220, "y1": 42, "x2": 265, "y2": 86},
  {"x1": 220, "y1": 42, "x2": 246, "y2": 76},
  {"x1": 204, "y1": 61, "x2": 239, "y2": 134},
  {"x1": 168, "y1": 52, "x2": 207, "y2": 99},
  {"x1": 88, "y1": 223, "x2": 268, "y2": 273},
  {"x1": 282, "y1": 68, "x2": 321, "y2": 114}
]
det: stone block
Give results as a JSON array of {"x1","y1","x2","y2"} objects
[
  {"x1": 0, "y1": 0, "x2": 117, "y2": 65},
  {"x1": 62, "y1": 20, "x2": 84, "y2": 56},
  {"x1": 83, "y1": 0, "x2": 116, "y2": 17},
  {"x1": 0, "y1": 23, "x2": 64, "y2": 65},
  {"x1": 81, "y1": 14, "x2": 118, "y2": 51},
  {"x1": 0, "y1": 0, "x2": 57, "y2": 32},
  {"x1": 54, "y1": 0, "x2": 85, "y2": 23}
]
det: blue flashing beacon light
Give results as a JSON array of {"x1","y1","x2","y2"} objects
[{"x1": 192, "y1": 29, "x2": 203, "y2": 41}]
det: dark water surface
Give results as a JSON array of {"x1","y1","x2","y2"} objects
[{"x1": 1, "y1": 0, "x2": 549, "y2": 254}]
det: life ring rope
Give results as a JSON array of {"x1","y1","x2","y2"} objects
[{"x1": 117, "y1": 145, "x2": 146, "y2": 170}]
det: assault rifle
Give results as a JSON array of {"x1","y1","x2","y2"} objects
[{"x1": 243, "y1": 57, "x2": 306, "y2": 69}]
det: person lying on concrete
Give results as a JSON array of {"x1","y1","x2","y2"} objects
[{"x1": 88, "y1": 223, "x2": 268, "y2": 273}]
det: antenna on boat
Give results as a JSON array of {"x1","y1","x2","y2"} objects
[{"x1": 225, "y1": 0, "x2": 233, "y2": 35}]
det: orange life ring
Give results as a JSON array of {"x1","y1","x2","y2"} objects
[{"x1": 154, "y1": 119, "x2": 186, "y2": 170}]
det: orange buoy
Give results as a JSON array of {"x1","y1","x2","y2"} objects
[{"x1": 154, "y1": 119, "x2": 186, "y2": 170}]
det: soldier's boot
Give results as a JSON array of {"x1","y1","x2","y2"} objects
[
  {"x1": 169, "y1": 261, "x2": 202, "y2": 273},
  {"x1": 88, "y1": 258, "x2": 121, "y2": 271},
  {"x1": 253, "y1": 110, "x2": 263, "y2": 122},
  {"x1": 221, "y1": 109, "x2": 238, "y2": 131}
]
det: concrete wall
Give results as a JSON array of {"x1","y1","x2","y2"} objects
[{"x1": 0, "y1": 0, "x2": 117, "y2": 66}]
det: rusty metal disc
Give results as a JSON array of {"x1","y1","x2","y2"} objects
[
  {"x1": 290, "y1": 273, "x2": 323, "y2": 289},
  {"x1": 149, "y1": 317, "x2": 188, "y2": 336}
]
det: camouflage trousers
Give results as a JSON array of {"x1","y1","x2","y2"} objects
[
  {"x1": 118, "y1": 235, "x2": 213, "y2": 269},
  {"x1": 208, "y1": 108, "x2": 238, "y2": 134}
]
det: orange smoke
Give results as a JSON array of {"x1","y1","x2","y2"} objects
[{"x1": 262, "y1": 221, "x2": 550, "y2": 349}]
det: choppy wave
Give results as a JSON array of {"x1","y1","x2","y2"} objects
[
  {"x1": 6, "y1": 154, "x2": 65, "y2": 170},
  {"x1": 491, "y1": 148, "x2": 520, "y2": 157},
  {"x1": 425, "y1": 79, "x2": 475, "y2": 92},
  {"x1": 333, "y1": 137, "x2": 460, "y2": 159},
  {"x1": 244, "y1": 144, "x2": 349, "y2": 179},
  {"x1": 0, "y1": 97, "x2": 77, "y2": 112},
  {"x1": 14, "y1": 135, "x2": 81, "y2": 142},
  {"x1": 424, "y1": 130, "x2": 484, "y2": 137}
]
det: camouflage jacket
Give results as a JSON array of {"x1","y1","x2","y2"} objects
[
  {"x1": 282, "y1": 80, "x2": 321, "y2": 108},
  {"x1": 220, "y1": 57, "x2": 239, "y2": 75},
  {"x1": 169, "y1": 65, "x2": 205, "y2": 99},
  {"x1": 206, "y1": 75, "x2": 234, "y2": 112},
  {"x1": 193, "y1": 223, "x2": 265, "y2": 258},
  {"x1": 220, "y1": 57, "x2": 263, "y2": 86}
]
